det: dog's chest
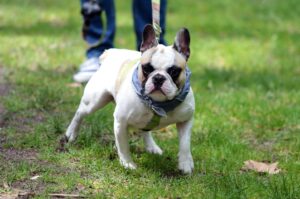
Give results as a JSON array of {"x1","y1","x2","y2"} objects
[
  {"x1": 127, "y1": 109, "x2": 154, "y2": 129},
  {"x1": 126, "y1": 106, "x2": 190, "y2": 131}
]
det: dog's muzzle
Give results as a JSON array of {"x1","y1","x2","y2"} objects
[{"x1": 152, "y1": 74, "x2": 166, "y2": 89}]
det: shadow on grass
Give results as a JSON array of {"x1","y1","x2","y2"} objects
[{"x1": 140, "y1": 153, "x2": 183, "y2": 178}]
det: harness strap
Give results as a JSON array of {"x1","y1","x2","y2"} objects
[{"x1": 142, "y1": 113, "x2": 161, "y2": 131}]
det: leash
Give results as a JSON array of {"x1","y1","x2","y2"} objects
[
  {"x1": 134, "y1": 0, "x2": 161, "y2": 131},
  {"x1": 151, "y1": 0, "x2": 161, "y2": 41}
]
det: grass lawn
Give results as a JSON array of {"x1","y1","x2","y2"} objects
[{"x1": 0, "y1": 0, "x2": 300, "y2": 198}]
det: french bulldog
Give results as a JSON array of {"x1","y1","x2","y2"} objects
[{"x1": 64, "y1": 25, "x2": 195, "y2": 174}]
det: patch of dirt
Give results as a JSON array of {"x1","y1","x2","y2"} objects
[
  {"x1": 0, "y1": 147, "x2": 38, "y2": 162},
  {"x1": 10, "y1": 180, "x2": 46, "y2": 197},
  {"x1": 0, "y1": 67, "x2": 10, "y2": 128},
  {"x1": 242, "y1": 129, "x2": 275, "y2": 152},
  {"x1": 4, "y1": 111, "x2": 44, "y2": 133},
  {"x1": 0, "y1": 147, "x2": 74, "y2": 197},
  {"x1": 0, "y1": 147, "x2": 48, "y2": 197}
]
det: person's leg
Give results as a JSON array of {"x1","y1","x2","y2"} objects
[
  {"x1": 132, "y1": 0, "x2": 167, "y2": 50},
  {"x1": 74, "y1": 0, "x2": 116, "y2": 83},
  {"x1": 87, "y1": 0, "x2": 116, "y2": 58},
  {"x1": 81, "y1": 0, "x2": 103, "y2": 58}
]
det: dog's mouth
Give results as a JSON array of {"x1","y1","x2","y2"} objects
[{"x1": 149, "y1": 87, "x2": 166, "y2": 96}]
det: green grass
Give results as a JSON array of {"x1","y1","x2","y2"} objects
[{"x1": 0, "y1": 0, "x2": 299, "y2": 198}]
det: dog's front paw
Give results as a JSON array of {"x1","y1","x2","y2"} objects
[
  {"x1": 146, "y1": 145, "x2": 163, "y2": 155},
  {"x1": 178, "y1": 153, "x2": 194, "y2": 174},
  {"x1": 120, "y1": 159, "x2": 137, "y2": 170}
]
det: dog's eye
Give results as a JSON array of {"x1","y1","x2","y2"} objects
[
  {"x1": 142, "y1": 63, "x2": 154, "y2": 77},
  {"x1": 167, "y1": 66, "x2": 182, "y2": 81}
]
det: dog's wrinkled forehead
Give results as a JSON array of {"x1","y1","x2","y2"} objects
[{"x1": 140, "y1": 44, "x2": 186, "y2": 70}]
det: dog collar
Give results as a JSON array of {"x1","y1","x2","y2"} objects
[{"x1": 132, "y1": 62, "x2": 191, "y2": 117}]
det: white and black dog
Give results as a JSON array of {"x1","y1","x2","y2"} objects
[{"x1": 64, "y1": 25, "x2": 195, "y2": 174}]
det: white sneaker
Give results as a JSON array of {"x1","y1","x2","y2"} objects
[{"x1": 73, "y1": 57, "x2": 99, "y2": 83}]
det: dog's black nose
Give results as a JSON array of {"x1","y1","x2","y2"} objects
[{"x1": 152, "y1": 74, "x2": 166, "y2": 88}]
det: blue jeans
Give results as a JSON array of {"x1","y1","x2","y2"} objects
[{"x1": 80, "y1": 0, "x2": 167, "y2": 59}]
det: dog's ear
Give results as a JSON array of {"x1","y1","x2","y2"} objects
[
  {"x1": 140, "y1": 24, "x2": 158, "y2": 53},
  {"x1": 173, "y1": 28, "x2": 190, "y2": 60}
]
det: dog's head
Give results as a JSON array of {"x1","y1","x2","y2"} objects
[{"x1": 138, "y1": 24, "x2": 191, "y2": 102}]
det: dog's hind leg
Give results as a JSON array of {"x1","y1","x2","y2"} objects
[
  {"x1": 142, "y1": 131, "x2": 163, "y2": 155},
  {"x1": 65, "y1": 89, "x2": 113, "y2": 142}
]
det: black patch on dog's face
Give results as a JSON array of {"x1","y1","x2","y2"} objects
[
  {"x1": 167, "y1": 65, "x2": 182, "y2": 82},
  {"x1": 141, "y1": 63, "x2": 155, "y2": 88},
  {"x1": 142, "y1": 63, "x2": 154, "y2": 79}
]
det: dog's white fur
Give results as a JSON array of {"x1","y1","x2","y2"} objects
[{"x1": 65, "y1": 32, "x2": 195, "y2": 174}]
